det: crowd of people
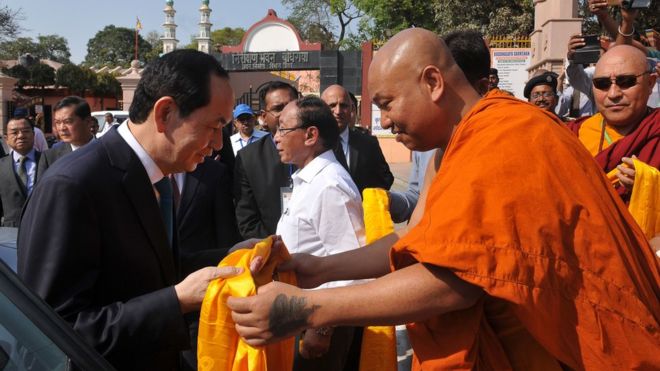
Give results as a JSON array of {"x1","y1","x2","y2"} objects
[{"x1": 0, "y1": 1, "x2": 658, "y2": 369}]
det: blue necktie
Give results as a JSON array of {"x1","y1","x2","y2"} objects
[{"x1": 154, "y1": 177, "x2": 174, "y2": 248}]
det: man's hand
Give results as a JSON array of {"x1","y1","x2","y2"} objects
[
  {"x1": 228, "y1": 281, "x2": 314, "y2": 346},
  {"x1": 299, "y1": 328, "x2": 333, "y2": 359},
  {"x1": 175, "y1": 266, "x2": 243, "y2": 314},
  {"x1": 616, "y1": 156, "x2": 637, "y2": 191},
  {"x1": 228, "y1": 235, "x2": 286, "y2": 273},
  {"x1": 567, "y1": 34, "x2": 585, "y2": 61},
  {"x1": 588, "y1": 0, "x2": 609, "y2": 17}
]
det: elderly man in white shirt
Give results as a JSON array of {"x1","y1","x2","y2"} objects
[
  {"x1": 274, "y1": 96, "x2": 365, "y2": 370},
  {"x1": 230, "y1": 104, "x2": 267, "y2": 156}
]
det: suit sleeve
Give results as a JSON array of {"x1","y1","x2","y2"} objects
[
  {"x1": 37, "y1": 150, "x2": 49, "y2": 175},
  {"x1": 17, "y1": 175, "x2": 189, "y2": 358},
  {"x1": 215, "y1": 165, "x2": 241, "y2": 249},
  {"x1": 369, "y1": 135, "x2": 394, "y2": 190},
  {"x1": 233, "y1": 153, "x2": 271, "y2": 239}
]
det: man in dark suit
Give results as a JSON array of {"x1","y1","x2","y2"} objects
[
  {"x1": 38, "y1": 96, "x2": 94, "y2": 174},
  {"x1": 174, "y1": 156, "x2": 242, "y2": 370},
  {"x1": 234, "y1": 81, "x2": 299, "y2": 239},
  {"x1": 0, "y1": 117, "x2": 40, "y2": 227},
  {"x1": 18, "y1": 50, "x2": 243, "y2": 370},
  {"x1": 321, "y1": 84, "x2": 394, "y2": 195}
]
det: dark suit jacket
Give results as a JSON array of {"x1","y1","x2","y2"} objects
[
  {"x1": 38, "y1": 142, "x2": 72, "y2": 175},
  {"x1": 178, "y1": 157, "x2": 240, "y2": 276},
  {"x1": 0, "y1": 151, "x2": 40, "y2": 227},
  {"x1": 342, "y1": 128, "x2": 394, "y2": 195},
  {"x1": 234, "y1": 135, "x2": 292, "y2": 239},
  {"x1": 18, "y1": 129, "x2": 189, "y2": 370}
]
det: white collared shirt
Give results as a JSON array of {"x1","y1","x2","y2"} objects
[
  {"x1": 12, "y1": 149, "x2": 37, "y2": 194},
  {"x1": 230, "y1": 130, "x2": 268, "y2": 156},
  {"x1": 276, "y1": 150, "x2": 365, "y2": 289},
  {"x1": 339, "y1": 126, "x2": 350, "y2": 165},
  {"x1": 117, "y1": 122, "x2": 164, "y2": 186}
]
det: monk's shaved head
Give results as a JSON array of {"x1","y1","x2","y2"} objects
[
  {"x1": 368, "y1": 28, "x2": 481, "y2": 151},
  {"x1": 592, "y1": 44, "x2": 655, "y2": 131},
  {"x1": 595, "y1": 44, "x2": 648, "y2": 75},
  {"x1": 371, "y1": 28, "x2": 464, "y2": 86}
]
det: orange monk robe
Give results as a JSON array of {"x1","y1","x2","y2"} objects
[{"x1": 391, "y1": 91, "x2": 660, "y2": 370}]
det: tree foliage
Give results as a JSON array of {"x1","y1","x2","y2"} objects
[
  {"x1": 2, "y1": 62, "x2": 55, "y2": 90},
  {"x1": 55, "y1": 64, "x2": 96, "y2": 96},
  {"x1": 0, "y1": 4, "x2": 21, "y2": 43},
  {"x1": 185, "y1": 27, "x2": 245, "y2": 51},
  {"x1": 85, "y1": 25, "x2": 153, "y2": 67},
  {"x1": 0, "y1": 35, "x2": 71, "y2": 63},
  {"x1": 93, "y1": 72, "x2": 122, "y2": 110},
  {"x1": 283, "y1": 0, "x2": 362, "y2": 49},
  {"x1": 144, "y1": 30, "x2": 163, "y2": 61}
]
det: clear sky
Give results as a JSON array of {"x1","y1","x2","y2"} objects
[{"x1": 3, "y1": 0, "x2": 291, "y2": 63}]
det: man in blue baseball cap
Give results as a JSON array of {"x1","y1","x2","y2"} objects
[{"x1": 230, "y1": 103, "x2": 267, "y2": 156}]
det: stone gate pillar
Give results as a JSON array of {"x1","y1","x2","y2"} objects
[
  {"x1": 0, "y1": 72, "x2": 18, "y2": 134},
  {"x1": 117, "y1": 60, "x2": 142, "y2": 111},
  {"x1": 529, "y1": 0, "x2": 582, "y2": 75}
]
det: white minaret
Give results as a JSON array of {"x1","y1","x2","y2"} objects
[
  {"x1": 197, "y1": 0, "x2": 212, "y2": 54},
  {"x1": 161, "y1": 0, "x2": 178, "y2": 54}
]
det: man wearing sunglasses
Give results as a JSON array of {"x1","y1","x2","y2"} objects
[{"x1": 568, "y1": 44, "x2": 658, "y2": 202}]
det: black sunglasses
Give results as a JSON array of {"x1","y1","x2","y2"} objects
[{"x1": 592, "y1": 72, "x2": 648, "y2": 91}]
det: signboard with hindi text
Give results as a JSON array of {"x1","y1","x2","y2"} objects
[
  {"x1": 490, "y1": 48, "x2": 532, "y2": 99},
  {"x1": 371, "y1": 104, "x2": 393, "y2": 137},
  {"x1": 218, "y1": 51, "x2": 320, "y2": 72}
]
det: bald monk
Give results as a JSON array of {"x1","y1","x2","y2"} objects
[
  {"x1": 228, "y1": 28, "x2": 660, "y2": 369},
  {"x1": 567, "y1": 45, "x2": 658, "y2": 200}
]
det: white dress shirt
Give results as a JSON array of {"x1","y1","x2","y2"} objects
[
  {"x1": 230, "y1": 130, "x2": 268, "y2": 156},
  {"x1": 12, "y1": 149, "x2": 37, "y2": 195},
  {"x1": 276, "y1": 150, "x2": 365, "y2": 289},
  {"x1": 117, "y1": 123, "x2": 164, "y2": 186},
  {"x1": 97, "y1": 120, "x2": 118, "y2": 138}
]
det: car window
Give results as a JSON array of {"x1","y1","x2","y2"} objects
[{"x1": 0, "y1": 290, "x2": 68, "y2": 370}]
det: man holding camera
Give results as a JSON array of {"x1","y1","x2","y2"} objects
[{"x1": 567, "y1": 44, "x2": 658, "y2": 202}]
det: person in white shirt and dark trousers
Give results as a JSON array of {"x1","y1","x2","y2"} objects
[
  {"x1": 229, "y1": 104, "x2": 267, "y2": 156},
  {"x1": 274, "y1": 96, "x2": 365, "y2": 371}
]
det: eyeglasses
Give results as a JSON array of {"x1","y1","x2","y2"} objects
[
  {"x1": 276, "y1": 126, "x2": 304, "y2": 136},
  {"x1": 530, "y1": 91, "x2": 555, "y2": 100},
  {"x1": 592, "y1": 72, "x2": 648, "y2": 91}
]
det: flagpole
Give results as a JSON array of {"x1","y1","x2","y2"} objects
[{"x1": 135, "y1": 29, "x2": 138, "y2": 61}]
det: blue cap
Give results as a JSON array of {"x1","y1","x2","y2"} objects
[
  {"x1": 13, "y1": 107, "x2": 28, "y2": 118},
  {"x1": 233, "y1": 104, "x2": 254, "y2": 119}
]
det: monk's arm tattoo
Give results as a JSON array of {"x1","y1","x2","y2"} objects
[{"x1": 268, "y1": 294, "x2": 319, "y2": 337}]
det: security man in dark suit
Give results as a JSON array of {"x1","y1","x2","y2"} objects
[
  {"x1": 234, "y1": 81, "x2": 299, "y2": 239},
  {"x1": 321, "y1": 84, "x2": 394, "y2": 195},
  {"x1": 18, "y1": 50, "x2": 245, "y2": 370},
  {"x1": 38, "y1": 96, "x2": 94, "y2": 174},
  {"x1": 0, "y1": 117, "x2": 40, "y2": 227}
]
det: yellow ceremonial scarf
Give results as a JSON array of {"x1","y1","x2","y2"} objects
[
  {"x1": 360, "y1": 188, "x2": 398, "y2": 371},
  {"x1": 198, "y1": 237, "x2": 297, "y2": 371},
  {"x1": 578, "y1": 113, "x2": 625, "y2": 156},
  {"x1": 628, "y1": 159, "x2": 660, "y2": 239}
]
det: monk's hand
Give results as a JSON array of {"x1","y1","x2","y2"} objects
[
  {"x1": 277, "y1": 253, "x2": 326, "y2": 289},
  {"x1": 228, "y1": 281, "x2": 314, "y2": 346},
  {"x1": 175, "y1": 266, "x2": 243, "y2": 314},
  {"x1": 299, "y1": 327, "x2": 333, "y2": 359},
  {"x1": 567, "y1": 34, "x2": 585, "y2": 60},
  {"x1": 616, "y1": 156, "x2": 636, "y2": 191}
]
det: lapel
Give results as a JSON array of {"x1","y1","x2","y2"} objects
[
  {"x1": 102, "y1": 130, "x2": 178, "y2": 283},
  {"x1": 33, "y1": 151, "x2": 41, "y2": 184},
  {"x1": 177, "y1": 163, "x2": 202, "y2": 222},
  {"x1": 348, "y1": 129, "x2": 359, "y2": 174}
]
